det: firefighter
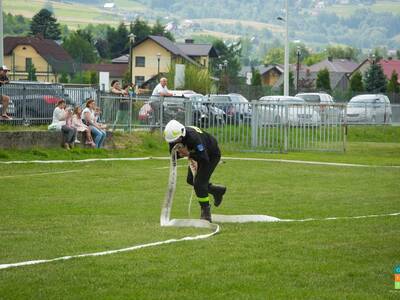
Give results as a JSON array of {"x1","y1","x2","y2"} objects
[{"x1": 164, "y1": 119, "x2": 226, "y2": 222}]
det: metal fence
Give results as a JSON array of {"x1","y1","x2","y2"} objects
[
  {"x1": 3, "y1": 83, "x2": 400, "y2": 152},
  {"x1": 95, "y1": 95, "x2": 347, "y2": 152},
  {"x1": 0, "y1": 83, "x2": 97, "y2": 125}
]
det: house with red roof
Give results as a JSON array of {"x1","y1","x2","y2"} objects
[
  {"x1": 379, "y1": 59, "x2": 400, "y2": 83},
  {"x1": 4, "y1": 36, "x2": 76, "y2": 82}
]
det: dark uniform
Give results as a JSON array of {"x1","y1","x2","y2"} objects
[{"x1": 169, "y1": 126, "x2": 226, "y2": 220}]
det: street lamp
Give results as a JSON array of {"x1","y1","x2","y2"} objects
[
  {"x1": 128, "y1": 33, "x2": 135, "y2": 84},
  {"x1": 277, "y1": 0, "x2": 289, "y2": 96},
  {"x1": 157, "y1": 53, "x2": 161, "y2": 79},
  {"x1": 296, "y1": 46, "x2": 301, "y2": 94}
]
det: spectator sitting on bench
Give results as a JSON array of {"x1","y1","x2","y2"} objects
[
  {"x1": 72, "y1": 106, "x2": 96, "y2": 147},
  {"x1": 48, "y1": 100, "x2": 77, "y2": 150},
  {"x1": 82, "y1": 99, "x2": 107, "y2": 148}
]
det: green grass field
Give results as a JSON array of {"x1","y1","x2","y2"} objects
[{"x1": 0, "y1": 129, "x2": 399, "y2": 298}]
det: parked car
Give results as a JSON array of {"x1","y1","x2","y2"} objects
[
  {"x1": 5, "y1": 82, "x2": 71, "y2": 124},
  {"x1": 346, "y1": 94, "x2": 392, "y2": 124},
  {"x1": 295, "y1": 92, "x2": 342, "y2": 123},
  {"x1": 207, "y1": 93, "x2": 250, "y2": 123},
  {"x1": 257, "y1": 96, "x2": 321, "y2": 126}
]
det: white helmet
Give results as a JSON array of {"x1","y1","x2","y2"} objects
[{"x1": 164, "y1": 120, "x2": 186, "y2": 143}]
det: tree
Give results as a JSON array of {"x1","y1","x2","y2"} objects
[
  {"x1": 30, "y1": 8, "x2": 61, "y2": 40},
  {"x1": 27, "y1": 64, "x2": 37, "y2": 81},
  {"x1": 130, "y1": 18, "x2": 152, "y2": 41},
  {"x1": 251, "y1": 67, "x2": 262, "y2": 86},
  {"x1": 387, "y1": 70, "x2": 400, "y2": 93},
  {"x1": 59, "y1": 72, "x2": 69, "y2": 83},
  {"x1": 107, "y1": 23, "x2": 129, "y2": 59},
  {"x1": 211, "y1": 39, "x2": 242, "y2": 85},
  {"x1": 326, "y1": 45, "x2": 360, "y2": 60},
  {"x1": 151, "y1": 19, "x2": 174, "y2": 41},
  {"x1": 279, "y1": 71, "x2": 295, "y2": 95},
  {"x1": 264, "y1": 47, "x2": 284, "y2": 65},
  {"x1": 364, "y1": 63, "x2": 387, "y2": 93},
  {"x1": 397, "y1": 50, "x2": 400, "y2": 60},
  {"x1": 316, "y1": 68, "x2": 331, "y2": 92},
  {"x1": 350, "y1": 71, "x2": 364, "y2": 92},
  {"x1": 298, "y1": 69, "x2": 315, "y2": 92},
  {"x1": 304, "y1": 52, "x2": 326, "y2": 66},
  {"x1": 62, "y1": 32, "x2": 97, "y2": 63}
]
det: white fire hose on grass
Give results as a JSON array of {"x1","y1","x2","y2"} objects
[{"x1": 160, "y1": 144, "x2": 281, "y2": 234}]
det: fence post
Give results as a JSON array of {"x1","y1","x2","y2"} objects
[
  {"x1": 128, "y1": 95, "x2": 133, "y2": 133},
  {"x1": 284, "y1": 104, "x2": 288, "y2": 153},
  {"x1": 184, "y1": 99, "x2": 192, "y2": 126},
  {"x1": 251, "y1": 101, "x2": 258, "y2": 148},
  {"x1": 159, "y1": 97, "x2": 164, "y2": 135},
  {"x1": 22, "y1": 84, "x2": 27, "y2": 125}
]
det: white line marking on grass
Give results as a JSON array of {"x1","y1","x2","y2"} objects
[
  {"x1": 1, "y1": 212, "x2": 398, "y2": 271},
  {"x1": 0, "y1": 157, "x2": 398, "y2": 168},
  {"x1": 0, "y1": 228, "x2": 219, "y2": 270},
  {"x1": 0, "y1": 170, "x2": 79, "y2": 179},
  {"x1": 222, "y1": 157, "x2": 400, "y2": 168}
]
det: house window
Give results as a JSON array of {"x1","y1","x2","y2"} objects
[
  {"x1": 135, "y1": 76, "x2": 145, "y2": 86},
  {"x1": 25, "y1": 58, "x2": 32, "y2": 72},
  {"x1": 135, "y1": 56, "x2": 145, "y2": 67}
]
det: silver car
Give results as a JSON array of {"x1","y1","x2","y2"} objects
[
  {"x1": 346, "y1": 94, "x2": 392, "y2": 124},
  {"x1": 257, "y1": 96, "x2": 321, "y2": 126}
]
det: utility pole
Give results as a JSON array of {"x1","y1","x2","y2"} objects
[
  {"x1": 283, "y1": 0, "x2": 289, "y2": 96},
  {"x1": 0, "y1": 0, "x2": 4, "y2": 67}
]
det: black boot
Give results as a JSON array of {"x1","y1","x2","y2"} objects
[
  {"x1": 208, "y1": 184, "x2": 226, "y2": 207},
  {"x1": 200, "y1": 204, "x2": 212, "y2": 222}
]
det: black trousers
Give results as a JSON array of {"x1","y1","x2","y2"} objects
[
  {"x1": 186, "y1": 152, "x2": 221, "y2": 198},
  {"x1": 61, "y1": 125, "x2": 77, "y2": 144}
]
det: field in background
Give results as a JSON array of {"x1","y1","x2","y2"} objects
[
  {"x1": 0, "y1": 133, "x2": 399, "y2": 298},
  {"x1": 325, "y1": 0, "x2": 400, "y2": 17}
]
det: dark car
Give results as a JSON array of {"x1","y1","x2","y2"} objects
[
  {"x1": 6, "y1": 83, "x2": 71, "y2": 124},
  {"x1": 207, "y1": 93, "x2": 251, "y2": 124}
]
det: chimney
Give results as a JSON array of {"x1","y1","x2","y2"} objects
[{"x1": 185, "y1": 38, "x2": 194, "y2": 44}]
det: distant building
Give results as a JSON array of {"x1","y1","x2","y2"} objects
[
  {"x1": 239, "y1": 64, "x2": 283, "y2": 88},
  {"x1": 4, "y1": 36, "x2": 76, "y2": 82},
  {"x1": 129, "y1": 35, "x2": 217, "y2": 87},
  {"x1": 379, "y1": 59, "x2": 400, "y2": 83},
  {"x1": 103, "y1": 3, "x2": 115, "y2": 9},
  {"x1": 81, "y1": 63, "x2": 128, "y2": 84}
]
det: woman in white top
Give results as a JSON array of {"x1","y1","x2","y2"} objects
[
  {"x1": 82, "y1": 99, "x2": 107, "y2": 148},
  {"x1": 48, "y1": 100, "x2": 77, "y2": 149},
  {"x1": 72, "y1": 106, "x2": 96, "y2": 147}
]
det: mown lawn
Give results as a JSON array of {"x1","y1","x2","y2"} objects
[{"x1": 0, "y1": 136, "x2": 399, "y2": 298}]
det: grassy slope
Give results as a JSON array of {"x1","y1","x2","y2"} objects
[
  {"x1": 326, "y1": 0, "x2": 400, "y2": 17},
  {"x1": 0, "y1": 146, "x2": 399, "y2": 298}
]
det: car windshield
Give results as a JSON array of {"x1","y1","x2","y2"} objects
[
  {"x1": 210, "y1": 96, "x2": 231, "y2": 103},
  {"x1": 297, "y1": 94, "x2": 320, "y2": 103},
  {"x1": 348, "y1": 98, "x2": 378, "y2": 107}
]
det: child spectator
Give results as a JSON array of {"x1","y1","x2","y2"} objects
[
  {"x1": 82, "y1": 99, "x2": 107, "y2": 148},
  {"x1": 72, "y1": 106, "x2": 96, "y2": 147}
]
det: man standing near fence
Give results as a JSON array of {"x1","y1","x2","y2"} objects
[
  {"x1": 150, "y1": 78, "x2": 173, "y2": 125},
  {"x1": 0, "y1": 65, "x2": 12, "y2": 120},
  {"x1": 163, "y1": 119, "x2": 227, "y2": 222}
]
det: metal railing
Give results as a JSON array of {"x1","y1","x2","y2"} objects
[
  {"x1": 94, "y1": 95, "x2": 347, "y2": 152},
  {"x1": 3, "y1": 83, "x2": 400, "y2": 152}
]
